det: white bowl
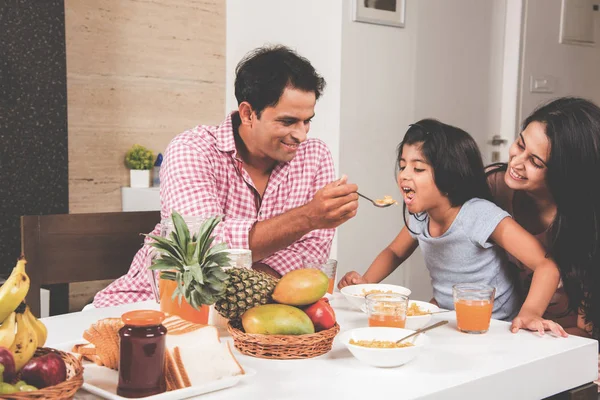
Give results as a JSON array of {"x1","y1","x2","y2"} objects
[
  {"x1": 340, "y1": 327, "x2": 429, "y2": 367},
  {"x1": 405, "y1": 300, "x2": 440, "y2": 330},
  {"x1": 340, "y1": 284, "x2": 411, "y2": 312}
]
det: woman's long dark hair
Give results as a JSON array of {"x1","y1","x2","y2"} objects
[
  {"x1": 488, "y1": 97, "x2": 600, "y2": 338},
  {"x1": 398, "y1": 119, "x2": 492, "y2": 230}
]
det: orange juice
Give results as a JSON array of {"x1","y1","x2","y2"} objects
[
  {"x1": 159, "y1": 278, "x2": 209, "y2": 324},
  {"x1": 368, "y1": 314, "x2": 406, "y2": 328},
  {"x1": 327, "y1": 277, "x2": 335, "y2": 294},
  {"x1": 455, "y1": 299, "x2": 493, "y2": 333}
]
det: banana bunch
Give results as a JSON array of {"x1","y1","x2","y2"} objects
[
  {"x1": 0, "y1": 257, "x2": 30, "y2": 324},
  {"x1": 0, "y1": 257, "x2": 48, "y2": 370}
]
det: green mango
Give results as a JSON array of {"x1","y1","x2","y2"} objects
[
  {"x1": 272, "y1": 269, "x2": 329, "y2": 306},
  {"x1": 242, "y1": 304, "x2": 315, "y2": 335}
]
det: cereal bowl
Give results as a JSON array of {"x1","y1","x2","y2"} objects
[
  {"x1": 405, "y1": 300, "x2": 440, "y2": 330},
  {"x1": 340, "y1": 327, "x2": 428, "y2": 367},
  {"x1": 340, "y1": 284, "x2": 411, "y2": 312}
]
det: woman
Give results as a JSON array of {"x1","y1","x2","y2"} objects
[{"x1": 487, "y1": 97, "x2": 600, "y2": 339}]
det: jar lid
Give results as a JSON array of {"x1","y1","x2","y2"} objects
[{"x1": 121, "y1": 310, "x2": 165, "y2": 327}]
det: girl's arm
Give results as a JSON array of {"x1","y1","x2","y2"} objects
[
  {"x1": 491, "y1": 218, "x2": 567, "y2": 337},
  {"x1": 338, "y1": 227, "x2": 418, "y2": 288}
]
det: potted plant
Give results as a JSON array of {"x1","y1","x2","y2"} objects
[{"x1": 125, "y1": 144, "x2": 154, "y2": 188}]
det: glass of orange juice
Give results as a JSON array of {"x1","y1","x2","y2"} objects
[
  {"x1": 303, "y1": 259, "x2": 337, "y2": 294},
  {"x1": 453, "y1": 283, "x2": 495, "y2": 334},
  {"x1": 365, "y1": 293, "x2": 409, "y2": 328}
]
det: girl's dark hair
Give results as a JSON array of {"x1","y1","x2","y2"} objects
[
  {"x1": 489, "y1": 97, "x2": 600, "y2": 338},
  {"x1": 234, "y1": 45, "x2": 326, "y2": 118},
  {"x1": 398, "y1": 119, "x2": 492, "y2": 228}
]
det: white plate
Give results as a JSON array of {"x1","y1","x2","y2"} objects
[{"x1": 81, "y1": 364, "x2": 256, "y2": 400}]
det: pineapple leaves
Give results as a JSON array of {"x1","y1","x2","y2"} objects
[
  {"x1": 148, "y1": 259, "x2": 177, "y2": 271},
  {"x1": 145, "y1": 234, "x2": 185, "y2": 261},
  {"x1": 149, "y1": 212, "x2": 231, "y2": 310},
  {"x1": 171, "y1": 211, "x2": 191, "y2": 261},
  {"x1": 189, "y1": 264, "x2": 205, "y2": 285}
]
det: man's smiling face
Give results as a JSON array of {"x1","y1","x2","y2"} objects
[{"x1": 249, "y1": 87, "x2": 316, "y2": 164}]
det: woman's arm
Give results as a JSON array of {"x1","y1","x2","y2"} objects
[
  {"x1": 491, "y1": 218, "x2": 567, "y2": 337},
  {"x1": 338, "y1": 227, "x2": 418, "y2": 288}
]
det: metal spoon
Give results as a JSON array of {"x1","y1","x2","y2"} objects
[
  {"x1": 357, "y1": 192, "x2": 397, "y2": 208},
  {"x1": 396, "y1": 320, "x2": 449, "y2": 344}
]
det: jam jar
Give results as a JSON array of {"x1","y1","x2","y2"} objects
[{"x1": 117, "y1": 310, "x2": 167, "y2": 398}]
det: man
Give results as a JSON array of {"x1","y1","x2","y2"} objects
[{"x1": 93, "y1": 45, "x2": 359, "y2": 307}]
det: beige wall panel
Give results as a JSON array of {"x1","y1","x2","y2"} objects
[{"x1": 66, "y1": 0, "x2": 225, "y2": 213}]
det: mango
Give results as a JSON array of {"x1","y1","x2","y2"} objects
[
  {"x1": 242, "y1": 304, "x2": 315, "y2": 335},
  {"x1": 272, "y1": 269, "x2": 329, "y2": 306}
]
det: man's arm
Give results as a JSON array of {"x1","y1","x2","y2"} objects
[
  {"x1": 162, "y1": 135, "x2": 358, "y2": 266},
  {"x1": 248, "y1": 175, "x2": 356, "y2": 261}
]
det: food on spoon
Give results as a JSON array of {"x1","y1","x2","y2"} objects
[
  {"x1": 374, "y1": 195, "x2": 398, "y2": 206},
  {"x1": 406, "y1": 302, "x2": 430, "y2": 316},
  {"x1": 348, "y1": 339, "x2": 414, "y2": 348},
  {"x1": 272, "y1": 269, "x2": 329, "y2": 306}
]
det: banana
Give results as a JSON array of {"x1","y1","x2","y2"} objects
[
  {"x1": 0, "y1": 258, "x2": 30, "y2": 324},
  {"x1": 9, "y1": 313, "x2": 38, "y2": 371},
  {"x1": 23, "y1": 306, "x2": 46, "y2": 347},
  {"x1": 0, "y1": 312, "x2": 16, "y2": 348}
]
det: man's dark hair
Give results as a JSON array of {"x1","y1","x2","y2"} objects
[{"x1": 234, "y1": 45, "x2": 326, "y2": 118}]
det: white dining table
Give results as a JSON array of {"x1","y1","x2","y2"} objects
[{"x1": 42, "y1": 293, "x2": 598, "y2": 400}]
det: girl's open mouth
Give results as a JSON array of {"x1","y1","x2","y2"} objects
[{"x1": 402, "y1": 187, "x2": 416, "y2": 204}]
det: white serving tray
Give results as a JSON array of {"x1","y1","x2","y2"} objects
[
  {"x1": 53, "y1": 341, "x2": 255, "y2": 400},
  {"x1": 81, "y1": 364, "x2": 256, "y2": 400}
]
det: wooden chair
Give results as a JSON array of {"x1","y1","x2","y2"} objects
[{"x1": 21, "y1": 211, "x2": 160, "y2": 317}]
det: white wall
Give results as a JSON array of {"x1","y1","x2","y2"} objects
[
  {"x1": 337, "y1": 0, "x2": 417, "y2": 296},
  {"x1": 519, "y1": 0, "x2": 600, "y2": 122},
  {"x1": 226, "y1": 0, "x2": 512, "y2": 301}
]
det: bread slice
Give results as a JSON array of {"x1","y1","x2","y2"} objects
[
  {"x1": 174, "y1": 342, "x2": 244, "y2": 387},
  {"x1": 166, "y1": 325, "x2": 220, "y2": 350},
  {"x1": 164, "y1": 348, "x2": 185, "y2": 391}
]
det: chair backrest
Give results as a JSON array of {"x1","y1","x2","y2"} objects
[{"x1": 21, "y1": 211, "x2": 160, "y2": 316}]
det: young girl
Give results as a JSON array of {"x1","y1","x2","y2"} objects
[{"x1": 339, "y1": 119, "x2": 567, "y2": 336}]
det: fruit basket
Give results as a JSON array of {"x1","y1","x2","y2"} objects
[
  {"x1": 227, "y1": 321, "x2": 340, "y2": 360},
  {"x1": 3, "y1": 347, "x2": 83, "y2": 400}
]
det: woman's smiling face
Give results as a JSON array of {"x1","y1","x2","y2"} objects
[{"x1": 505, "y1": 121, "x2": 551, "y2": 194}]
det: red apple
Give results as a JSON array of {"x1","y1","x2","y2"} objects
[
  {"x1": 20, "y1": 352, "x2": 66, "y2": 389},
  {"x1": 303, "y1": 298, "x2": 336, "y2": 331},
  {"x1": 0, "y1": 347, "x2": 16, "y2": 383}
]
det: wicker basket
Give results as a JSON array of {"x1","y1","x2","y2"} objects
[
  {"x1": 227, "y1": 321, "x2": 340, "y2": 359},
  {"x1": 3, "y1": 347, "x2": 84, "y2": 400}
]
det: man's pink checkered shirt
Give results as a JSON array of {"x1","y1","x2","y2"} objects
[{"x1": 93, "y1": 113, "x2": 336, "y2": 307}]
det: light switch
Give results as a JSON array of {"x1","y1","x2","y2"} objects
[
  {"x1": 559, "y1": 0, "x2": 595, "y2": 45},
  {"x1": 530, "y1": 75, "x2": 556, "y2": 93}
]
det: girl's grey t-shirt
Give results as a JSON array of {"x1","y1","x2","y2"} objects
[{"x1": 408, "y1": 198, "x2": 521, "y2": 321}]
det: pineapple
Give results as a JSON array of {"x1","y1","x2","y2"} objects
[
  {"x1": 146, "y1": 212, "x2": 231, "y2": 310},
  {"x1": 146, "y1": 211, "x2": 276, "y2": 320},
  {"x1": 214, "y1": 268, "x2": 277, "y2": 320}
]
